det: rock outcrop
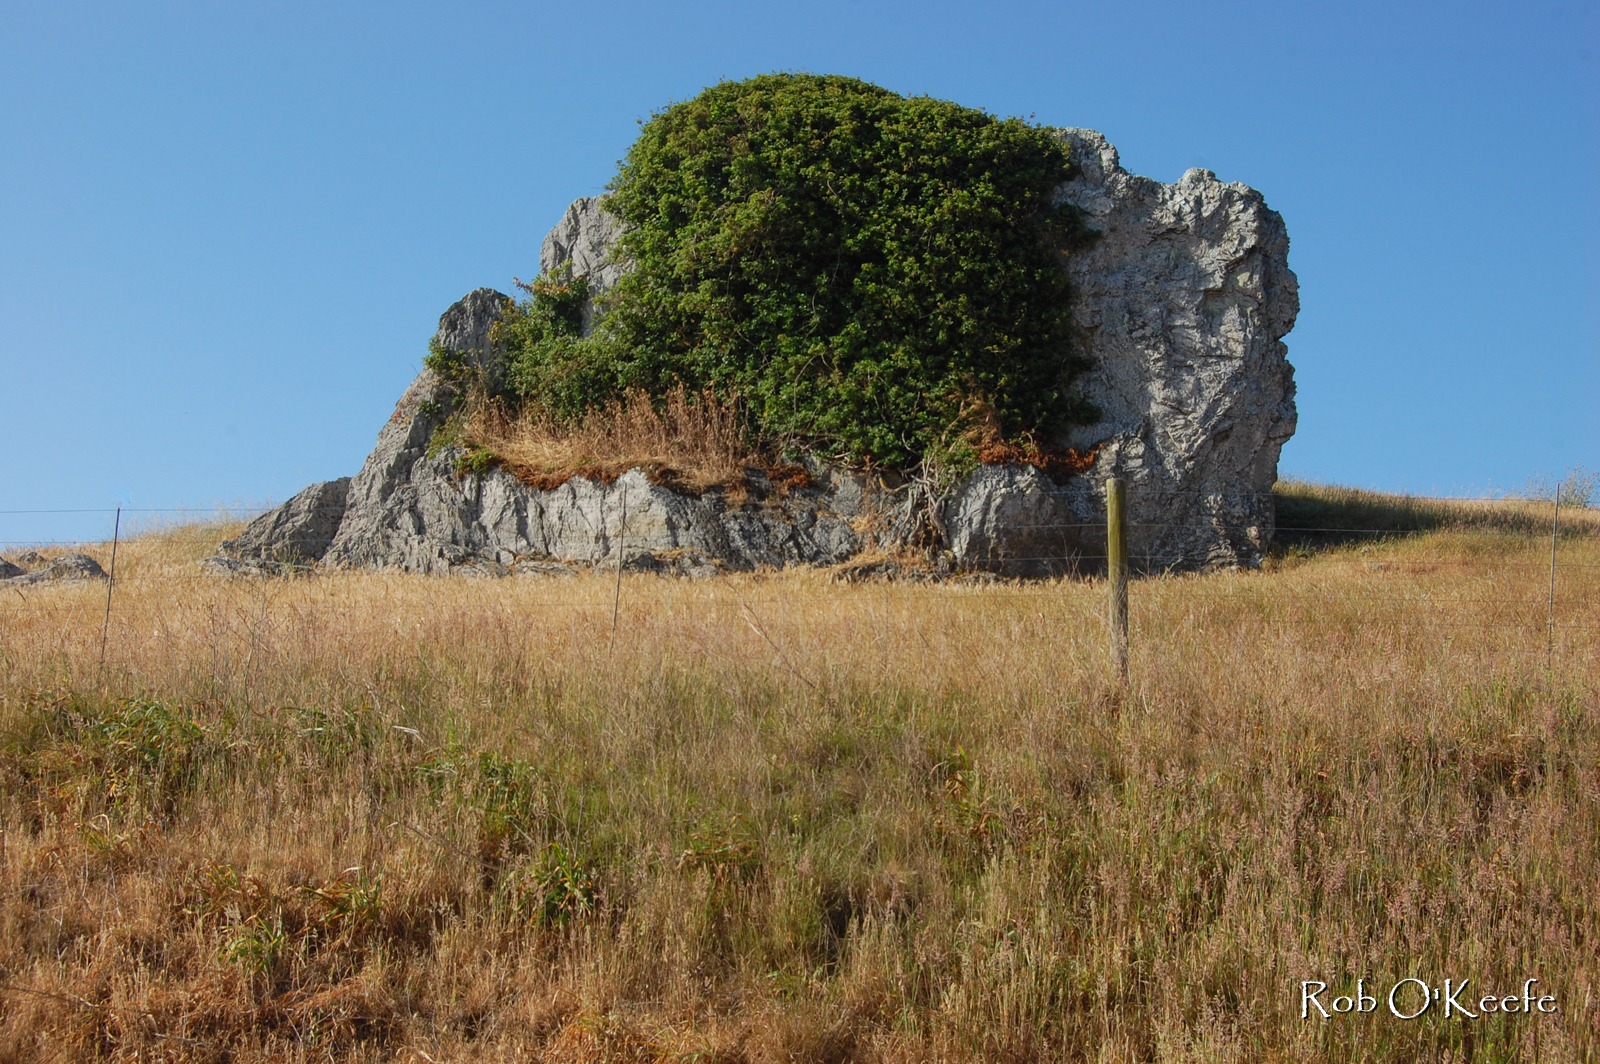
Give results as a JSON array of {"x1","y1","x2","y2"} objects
[
  {"x1": 220, "y1": 477, "x2": 350, "y2": 564},
  {"x1": 2, "y1": 552, "x2": 108, "y2": 585},
  {"x1": 213, "y1": 128, "x2": 1296, "y2": 577},
  {"x1": 540, "y1": 196, "x2": 629, "y2": 333},
  {"x1": 1051, "y1": 129, "x2": 1298, "y2": 569},
  {"x1": 215, "y1": 286, "x2": 871, "y2": 577}
]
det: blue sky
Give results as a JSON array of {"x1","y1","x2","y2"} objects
[{"x1": 2, "y1": 0, "x2": 1595, "y2": 544}]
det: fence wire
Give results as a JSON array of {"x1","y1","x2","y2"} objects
[{"x1": 2, "y1": 505, "x2": 1595, "y2": 665}]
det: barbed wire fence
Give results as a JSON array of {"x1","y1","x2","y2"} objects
[{"x1": 0, "y1": 489, "x2": 1595, "y2": 687}]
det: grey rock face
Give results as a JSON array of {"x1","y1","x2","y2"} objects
[
  {"x1": 201, "y1": 556, "x2": 313, "y2": 578},
  {"x1": 437, "y1": 286, "x2": 515, "y2": 395},
  {"x1": 3, "y1": 552, "x2": 107, "y2": 585},
  {"x1": 940, "y1": 465, "x2": 1101, "y2": 578},
  {"x1": 326, "y1": 459, "x2": 866, "y2": 577},
  {"x1": 1051, "y1": 129, "x2": 1298, "y2": 568},
  {"x1": 316, "y1": 289, "x2": 509, "y2": 573},
  {"x1": 539, "y1": 196, "x2": 629, "y2": 334},
  {"x1": 221, "y1": 478, "x2": 351, "y2": 563},
  {"x1": 215, "y1": 128, "x2": 1295, "y2": 576},
  {"x1": 0, "y1": 558, "x2": 23, "y2": 579},
  {"x1": 209, "y1": 290, "x2": 508, "y2": 576}
]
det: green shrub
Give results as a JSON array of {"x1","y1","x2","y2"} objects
[
  {"x1": 494, "y1": 271, "x2": 620, "y2": 422},
  {"x1": 504, "y1": 842, "x2": 595, "y2": 927},
  {"x1": 487, "y1": 73, "x2": 1100, "y2": 471},
  {"x1": 422, "y1": 337, "x2": 475, "y2": 387},
  {"x1": 456, "y1": 445, "x2": 499, "y2": 477}
]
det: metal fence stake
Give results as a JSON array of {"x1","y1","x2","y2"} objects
[
  {"x1": 98, "y1": 506, "x2": 120, "y2": 668},
  {"x1": 1547, "y1": 486, "x2": 1560, "y2": 673}
]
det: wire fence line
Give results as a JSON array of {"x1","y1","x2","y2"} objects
[
  {"x1": 4, "y1": 611, "x2": 1595, "y2": 633},
  {"x1": 1, "y1": 523, "x2": 1592, "y2": 580},
  {"x1": 1, "y1": 599, "x2": 1592, "y2": 616},
  {"x1": 2, "y1": 588, "x2": 1592, "y2": 606},
  {"x1": 2, "y1": 494, "x2": 1594, "y2": 679},
  {"x1": 4, "y1": 602, "x2": 1595, "y2": 633},
  {"x1": 3, "y1": 515, "x2": 1594, "y2": 532},
  {"x1": 2, "y1": 577, "x2": 1594, "y2": 620},
  {"x1": 0, "y1": 507, "x2": 272, "y2": 515}
]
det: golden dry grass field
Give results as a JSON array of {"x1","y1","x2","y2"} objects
[{"x1": 0, "y1": 487, "x2": 1596, "y2": 1062}]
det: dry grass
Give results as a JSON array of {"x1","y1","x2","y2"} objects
[
  {"x1": 1, "y1": 488, "x2": 1597, "y2": 1061},
  {"x1": 1273, "y1": 479, "x2": 1592, "y2": 545},
  {"x1": 465, "y1": 387, "x2": 769, "y2": 494}
]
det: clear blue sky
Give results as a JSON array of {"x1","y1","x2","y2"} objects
[{"x1": 3, "y1": 0, "x2": 1595, "y2": 544}]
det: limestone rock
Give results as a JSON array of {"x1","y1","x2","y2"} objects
[
  {"x1": 437, "y1": 287, "x2": 515, "y2": 394},
  {"x1": 322, "y1": 459, "x2": 865, "y2": 577},
  {"x1": 221, "y1": 478, "x2": 351, "y2": 563},
  {"x1": 212, "y1": 128, "x2": 1296, "y2": 576},
  {"x1": 0, "y1": 558, "x2": 22, "y2": 579},
  {"x1": 539, "y1": 196, "x2": 629, "y2": 333},
  {"x1": 514, "y1": 558, "x2": 579, "y2": 578},
  {"x1": 3, "y1": 552, "x2": 107, "y2": 585},
  {"x1": 317, "y1": 289, "x2": 508, "y2": 573},
  {"x1": 940, "y1": 465, "x2": 1099, "y2": 578},
  {"x1": 1050, "y1": 129, "x2": 1298, "y2": 569},
  {"x1": 201, "y1": 556, "x2": 312, "y2": 578}
]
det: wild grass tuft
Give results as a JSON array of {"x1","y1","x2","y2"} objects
[{"x1": 461, "y1": 384, "x2": 759, "y2": 494}]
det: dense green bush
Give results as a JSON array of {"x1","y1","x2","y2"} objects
[
  {"x1": 497, "y1": 272, "x2": 614, "y2": 422},
  {"x1": 492, "y1": 73, "x2": 1099, "y2": 470}
]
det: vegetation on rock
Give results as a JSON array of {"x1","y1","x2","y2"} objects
[{"x1": 466, "y1": 74, "x2": 1100, "y2": 473}]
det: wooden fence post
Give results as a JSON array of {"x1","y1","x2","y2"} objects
[{"x1": 1107, "y1": 478, "x2": 1129, "y2": 686}]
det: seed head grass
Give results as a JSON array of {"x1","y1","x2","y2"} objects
[{"x1": 0, "y1": 487, "x2": 1595, "y2": 1061}]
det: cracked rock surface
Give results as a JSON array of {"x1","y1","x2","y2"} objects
[{"x1": 1051, "y1": 128, "x2": 1298, "y2": 569}]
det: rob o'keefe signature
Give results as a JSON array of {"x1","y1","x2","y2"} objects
[{"x1": 1300, "y1": 979, "x2": 1559, "y2": 1021}]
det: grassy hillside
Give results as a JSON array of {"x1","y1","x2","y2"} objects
[{"x1": 0, "y1": 486, "x2": 1595, "y2": 1062}]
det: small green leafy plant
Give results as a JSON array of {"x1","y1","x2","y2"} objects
[
  {"x1": 503, "y1": 843, "x2": 595, "y2": 927},
  {"x1": 3, "y1": 697, "x2": 208, "y2": 824}
]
